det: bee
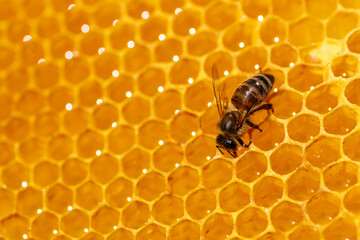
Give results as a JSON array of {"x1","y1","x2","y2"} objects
[{"x1": 212, "y1": 63, "x2": 274, "y2": 158}]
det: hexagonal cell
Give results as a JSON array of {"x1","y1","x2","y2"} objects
[
  {"x1": 38, "y1": 16, "x2": 60, "y2": 39},
  {"x1": 122, "y1": 201, "x2": 150, "y2": 229},
  {"x1": 34, "y1": 112, "x2": 60, "y2": 138},
  {"x1": 122, "y1": 148, "x2": 150, "y2": 179},
  {"x1": 140, "y1": 16, "x2": 167, "y2": 42},
  {"x1": 91, "y1": 205, "x2": 119, "y2": 234},
  {"x1": 108, "y1": 125, "x2": 135, "y2": 155},
  {"x1": 172, "y1": 9, "x2": 201, "y2": 36},
  {"x1": 93, "y1": 3, "x2": 120, "y2": 28},
  {"x1": 236, "y1": 151, "x2": 267, "y2": 182},
  {"x1": 272, "y1": 0, "x2": 304, "y2": 21},
  {"x1": 186, "y1": 188, "x2": 216, "y2": 220},
  {"x1": 289, "y1": 18, "x2": 324, "y2": 47},
  {"x1": 343, "y1": 130, "x2": 360, "y2": 161},
  {"x1": 31, "y1": 212, "x2": 58, "y2": 240},
  {"x1": 105, "y1": 177, "x2": 133, "y2": 208},
  {"x1": 203, "y1": 213, "x2": 233, "y2": 240},
  {"x1": 136, "y1": 171, "x2": 166, "y2": 201},
  {"x1": 169, "y1": 219, "x2": 200, "y2": 240},
  {"x1": 287, "y1": 114, "x2": 320, "y2": 143},
  {"x1": 253, "y1": 176, "x2": 283, "y2": 208},
  {"x1": 4, "y1": 117, "x2": 30, "y2": 141},
  {"x1": 323, "y1": 161, "x2": 358, "y2": 192},
  {"x1": 0, "y1": 214, "x2": 29, "y2": 240},
  {"x1": 168, "y1": 166, "x2": 199, "y2": 196},
  {"x1": 236, "y1": 46, "x2": 268, "y2": 73},
  {"x1": 94, "y1": 52, "x2": 120, "y2": 80},
  {"x1": 63, "y1": 108, "x2": 89, "y2": 135},
  {"x1": 306, "y1": 83, "x2": 340, "y2": 114},
  {"x1": 50, "y1": 35, "x2": 74, "y2": 59},
  {"x1": 305, "y1": 0, "x2": 336, "y2": 19},
  {"x1": 323, "y1": 106, "x2": 357, "y2": 135},
  {"x1": 287, "y1": 166, "x2": 320, "y2": 201},
  {"x1": 331, "y1": 54, "x2": 358, "y2": 78},
  {"x1": 169, "y1": 58, "x2": 200, "y2": 84},
  {"x1": 124, "y1": 44, "x2": 150, "y2": 72},
  {"x1": 153, "y1": 195, "x2": 183, "y2": 225},
  {"x1": 79, "y1": 31, "x2": 104, "y2": 56},
  {"x1": 219, "y1": 182, "x2": 250, "y2": 212},
  {"x1": 137, "y1": 223, "x2": 166, "y2": 240},
  {"x1": 204, "y1": 51, "x2": 234, "y2": 78},
  {"x1": 22, "y1": 41, "x2": 45, "y2": 66},
  {"x1": 252, "y1": 119, "x2": 285, "y2": 151},
  {"x1": 0, "y1": 93, "x2": 12, "y2": 121},
  {"x1": 48, "y1": 86, "x2": 74, "y2": 111},
  {"x1": 270, "y1": 143, "x2": 303, "y2": 175},
  {"x1": 270, "y1": 43, "x2": 298, "y2": 67},
  {"x1": 223, "y1": 21, "x2": 254, "y2": 51},
  {"x1": 76, "y1": 181, "x2": 103, "y2": 211},
  {"x1": 347, "y1": 30, "x2": 360, "y2": 53},
  {"x1": 92, "y1": 103, "x2": 118, "y2": 130},
  {"x1": 122, "y1": 96, "x2": 151, "y2": 124},
  {"x1": 170, "y1": 112, "x2": 200, "y2": 143},
  {"x1": 242, "y1": 0, "x2": 269, "y2": 19},
  {"x1": 306, "y1": 191, "x2": 340, "y2": 224},
  {"x1": 46, "y1": 183, "x2": 73, "y2": 214},
  {"x1": 2, "y1": 163, "x2": 30, "y2": 189},
  {"x1": 0, "y1": 141, "x2": 14, "y2": 166},
  {"x1": 153, "y1": 142, "x2": 183, "y2": 172},
  {"x1": 61, "y1": 158, "x2": 88, "y2": 186},
  {"x1": 48, "y1": 134, "x2": 73, "y2": 161},
  {"x1": 288, "y1": 224, "x2": 320, "y2": 240},
  {"x1": 271, "y1": 201, "x2": 303, "y2": 232},
  {"x1": 5, "y1": 67, "x2": 29, "y2": 93},
  {"x1": 16, "y1": 90, "x2": 45, "y2": 115},
  {"x1": 202, "y1": 159, "x2": 233, "y2": 189},
  {"x1": 0, "y1": 188, "x2": 15, "y2": 219},
  {"x1": 60, "y1": 209, "x2": 89, "y2": 238},
  {"x1": 344, "y1": 185, "x2": 360, "y2": 214},
  {"x1": 205, "y1": 1, "x2": 238, "y2": 30},
  {"x1": 78, "y1": 81, "x2": 102, "y2": 107},
  {"x1": 188, "y1": 31, "x2": 217, "y2": 56},
  {"x1": 270, "y1": 90, "x2": 302, "y2": 119},
  {"x1": 160, "y1": 0, "x2": 184, "y2": 13},
  {"x1": 299, "y1": 41, "x2": 342, "y2": 65},
  {"x1": 137, "y1": 67, "x2": 165, "y2": 97},
  {"x1": 305, "y1": 135, "x2": 340, "y2": 168},
  {"x1": 326, "y1": 11, "x2": 359, "y2": 40},
  {"x1": 77, "y1": 129, "x2": 104, "y2": 158},
  {"x1": 184, "y1": 81, "x2": 213, "y2": 112},
  {"x1": 91, "y1": 153, "x2": 118, "y2": 185},
  {"x1": 7, "y1": 19, "x2": 31, "y2": 43},
  {"x1": 236, "y1": 207, "x2": 268, "y2": 238},
  {"x1": 322, "y1": 217, "x2": 357, "y2": 240},
  {"x1": 106, "y1": 77, "x2": 133, "y2": 105},
  {"x1": 154, "y1": 90, "x2": 181, "y2": 119},
  {"x1": 288, "y1": 64, "x2": 324, "y2": 92},
  {"x1": 345, "y1": 78, "x2": 360, "y2": 106},
  {"x1": 64, "y1": 57, "x2": 90, "y2": 85},
  {"x1": 139, "y1": 120, "x2": 168, "y2": 150},
  {"x1": 126, "y1": 0, "x2": 155, "y2": 19},
  {"x1": 34, "y1": 62, "x2": 59, "y2": 89},
  {"x1": 18, "y1": 137, "x2": 45, "y2": 165},
  {"x1": 110, "y1": 22, "x2": 135, "y2": 50},
  {"x1": 185, "y1": 135, "x2": 216, "y2": 166},
  {"x1": 17, "y1": 187, "x2": 42, "y2": 217},
  {"x1": 107, "y1": 228, "x2": 134, "y2": 240}
]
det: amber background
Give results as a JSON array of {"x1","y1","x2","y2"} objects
[{"x1": 1, "y1": 0, "x2": 360, "y2": 239}]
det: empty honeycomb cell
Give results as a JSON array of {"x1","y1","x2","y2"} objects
[
  {"x1": 272, "y1": 0, "x2": 304, "y2": 21},
  {"x1": 137, "y1": 67, "x2": 165, "y2": 97},
  {"x1": 236, "y1": 207, "x2": 268, "y2": 238},
  {"x1": 326, "y1": 11, "x2": 359, "y2": 40},
  {"x1": 110, "y1": 23, "x2": 135, "y2": 50},
  {"x1": 345, "y1": 78, "x2": 360, "y2": 106},
  {"x1": 91, "y1": 154, "x2": 118, "y2": 185},
  {"x1": 170, "y1": 112, "x2": 199, "y2": 143},
  {"x1": 323, "y1": 161, "x2": 358, "y2": 191},
  {"x1": 24, "y1": 0, "x2": 45, "y2": 18},
  {"x1": 122, "y1": 96, "x2": 151, "y2": 124},
  {"x1": 186, "y1": 188, "x2": 216, "y2": 220},
  {"x1": 287, "y1": 166, "x2": 320, "y2": 201},
  {"x1": 137, "y1": 223, "x2": 166, "y2": 240},
  {"x1": 22, "y1": 41, "x2": 45, "y2": 66},
  {"x1": 136, "y1": 171, "x2": 166, "y2": 201},
  {"x1": 299, "y1": 41, "x2": 342, "y2": 65},
  {"x1": 91, "y1": 206, "x2": 119, "y2": 234},
  {"x1": 34, "y1": 112, "x2": 59, "y2": 138},
  {"x1": 65, "y1": 9, "x2": 89, "y2": 34},
  {"x1": 172, "y1": 9, "x2": 201, "y2": 36},
  {"x1": 94, "y1": 3, "x2": 120, "y2": 28},
  {"x1": 0, "y1": 142, "x2": 14, "y2": 166},
  {"x1": 271, "y1": 201, "x2": 303, "y2": 231},
  {"x1": 200, "y1": 106, "x2": 218, "y2": 135},
  {"x1": 347, "y1": 30, "x2": 360, "y2": 53},
  {"x1": 223, "y1": 23, "x2": 253, "y2": 52},
  {"x1": 17, "y1": 187, "x2": 43, "y2": 217},
  {"x1": 94, "y1": 53, "x2": 120, "y2": 79},
  {"x1": 288, "y1": 64, "x2": 324, "y2": 92},
  {"x1": 204, "y1": 51, "x2": 234, "y2": 79},
  {"x1": 155, "y1": 38, "x2": 183, "y2": 62},
  {"x1": 161, "y1": 0, "x2": 184, "y2": 13},
  {"x1": 140, "y1": 16, "x2": 167, "y2": 42},
  {"x1": 187, "y1": 31, "x2": 217, "y2": 56},
  {"x1": 0, "y1": 45, "x2": 15, "y2": 70},
  {"x1": 0, "y1": 214, "x2": 29, "y2": 240},
  {"x1": 202, "y1": 159, "x2": 233, "y2": 189},
  {"x1": 17, "y1": 90, "x2": 45, "y2": 115},
  {"x1": 153, "y1": 142, "x2": 183, "y2": 172},
  {"x1": 270, "y1": 143, "x2": 303, "y2": 175},
  {"x1": 49, "y1": 134, "x2": 73, "y2": 160},
  {"x1": 19, "y1": 137, "x2": 45, "y2": 164},
  {"x1": 330, "y1": 54, "x2": 358, "y2": 78},
  {"x1": 33, "y1": 161, "x2": 58, "y2": 187},
  {"x1": 252, "y1": 119, "x2": 285, "y2": 150},
  {"x1": 343, "y1": 130, "x2": 360, "y2": 161},
  {"x1": 61, "y1": 158, "x2": 88, "y2": 186},
  {"x1": 236, "y1": 46, "x2": 268, "y2": 73},
  {"x1": 127, "y1": 0, "x2": 155, "y2": 19},
  {"x1": 305, "y1": 135, "x2": 341, "y2": 168},
  {"x1": 122, "y1": 148, "x2": 150, "y2": 179},
  {"x1": 122, "y1": 201, "x2": 150, "y2": 229},
  {"x1": 153, "y1": 195, "x2": 184, "y2": 225},
  {"x1": 0, "y1": 188, "x2": 15, "y2": 219},
  {"x1": 139, "y1": 120, "x2": 168, "y2": 150},
  {"x1": 344, "y1": 185, "x2": 360, "y2": 214},
  {"x1": 34, "y1": 62, "x2": 59, "y2": 89},
  {"x1": 242, "y1": 0, "x2": 269, "y2": 19},
  {"x1": 236, "y1": 151, "x2": 267, "y2": 182},
  {"x1": 270, "y1": 90, "x2": 303, "y2": 119},
  {"x1": 323, "y1": 106, "x2": 357, "y2": 135},
  {"x1": 306, "y1": 84, "x2": 339, "y2": 114},
  {"x1": 203, "y1": 213, "x2": 233, "y2": 240},
  {"x1": 305, "y1": 0, "x2": 337, "y2": 19},
  {"x1": 105, "y1": 177, "x2": 133, "y2": 208},
  {"x1": 170, "y1": 58, "x2": 200, "y2": 84},
  {"x1": 108, "y1": 125, "x2": 135, "y2": 155},
  {"x1": 124, "y1": 44, "x2": 150, "y2": 72},
  {"x1": 61, "y1": 209, "x2": 89, "y2": 238},
  {"x1": 108, "y1": 228, "x2": 134, "y2": 240},
  {"x1": 5, "y1": 67, "x2": 29, "y2": 93},
  {"x1": 288, "y1": 224, "x2": 320, "y2": 240},
  {"x1": 2, "y1": 163, "x2": 30, "y2": 189},
  {"x1": 76, "y1": 181, "x2": 103, "y2": 211},
  {"x1": 93, "y1": 103, "x2": 118, "y2": 130},
  {"x1": 7, "y1": 19, "x2": 31, "y2": 43},
  {"x1": 184, "y1": 81, "x2": 213, "y2": 112},
  {"x1": 270, "y1": 43, "x2": 298, "y2": 67},
  {"x1": 185, "y1": 135, "x2": 216, "y2": 166},
  {"x1": 169, "y1": 220, "x2": 200, "y2": 240},
  {"x1": 50, "y1": 35, "x2": 74, "y2": 58},
  {"x1": 77, "y1": 129, "x2": 104, "y2": 158},
  {"x1": 306, "y1": 191, "x2": 340, "y2": 224},
  {"x1": 289, "y1": 18, "x2": 324, "y2": 47},
  {"x1": 107, "y1": 75, "x2": 133, "y2": 102},
  {"x1": 322, "y1": 217, "x2": 357, "y2": 240},
  {"x1": 64, "y1": 109, "x2": 89, "y2": 135},
  {"x1": 205, "y1": 2, "x2": 238, "y2": 30},
  {"x1": 219, "y1": 182, "x2": 250, "y2": 212},
  {"x1": 259, "y1": 17, "x2": 286, "y2": 46},
  {"x1": 0, "y1": 94, "x2": 12, "y2": 121},
  {"x1": 37, "y1": 16, "x2": 60, "y2": 38},
  {"x1": 31, "y1": 212, "x2": 58, "y2": 240},
  {"x1": 46, "y1": 183, "x2": 73, "y2": 214},
  {"x1": 168, "y1": 166, "x2": 199, "y2": 195},
  {"x1": 4, "y1": 117, "x2": 30, "y2": 141},
  {"x1": 0, "y1": 1, "x2": 17, "y2": 20},
  {"x1": 253, "y1": 176, "x2": 284, "y2": 208},
  {"x1": 287, "y1": 114, "x2": 320, "y2": 143},
  {"x1": 48, "y1": 86, "x2": 74, "y2": 111},
  {"x1": 65, "y1": 58, "x2": 90, "y2": 84}
]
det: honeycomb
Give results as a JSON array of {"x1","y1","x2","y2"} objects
[{"x1": 0, "y1": 0, "x2": 360, "y2": 239}]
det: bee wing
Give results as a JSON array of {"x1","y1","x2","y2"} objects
[{"x1": 212, "y1": 63, "x2": 226, "y2": 117}]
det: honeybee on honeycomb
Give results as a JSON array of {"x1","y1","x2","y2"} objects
[{"x1": 212, "y1": 63, "x2": 274, "y2": 158}]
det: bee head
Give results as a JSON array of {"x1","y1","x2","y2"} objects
[{"x1": 216, "y1": 134, "x2": 237, "y2": 150}]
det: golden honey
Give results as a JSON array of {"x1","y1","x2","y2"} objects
[{"x1": 0, "y1": 0, "x2": 360, "y2": 239}]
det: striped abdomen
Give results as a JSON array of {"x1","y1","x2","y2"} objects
[{"x1": 231, "y1": 74, "x2": 274, "y2": 111}]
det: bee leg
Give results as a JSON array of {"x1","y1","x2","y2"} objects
[
  {"x1": 228, "y1": 150, "x2": 237, "y2": 158},
  {"x1": 216, "y1": 145, "x2": 224, "y2": 155},
  {"x1": 249, "y1": 103, "x2": 274, "y2": 115},
  {"x1": 236, "y1": 136, "x2": 252, "y2": 148},
  {"x1": 246, "y1": 119, "x2": 262, "y2": 132}
]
